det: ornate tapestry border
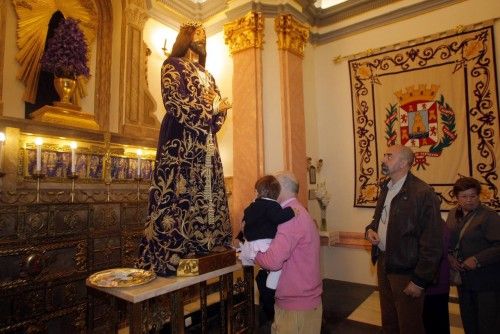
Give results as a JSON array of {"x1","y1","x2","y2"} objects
[{"x1": 350, "y1": 24, "x2": 499, "y2": 210}]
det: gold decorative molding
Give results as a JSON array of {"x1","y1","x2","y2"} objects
[
  {"x1": 119, "y1": 2, "x2": 159, "y2": 140},
  {"x1": 93, "y1": 0, "x2": 113, "y2": 131},
  {"x1": 12, "y1": 0, "x2": 97, "y2": 104},
  {"x1": 275, "y1": 14, "x2": 310, "y2": 58},
  {"x1": 29, "y1": 105, "x2": 100, "y2": 131},
  {"x1": 124, "y1": 4, "x2": 149, "y2": 29},
  {"x1": 224, "y1": 12, "x2": 264, "y2": 55}
]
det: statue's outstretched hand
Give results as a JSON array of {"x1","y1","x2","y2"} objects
[{"x1": 203, "y1": 89, "x2": 217, "y2": 104}]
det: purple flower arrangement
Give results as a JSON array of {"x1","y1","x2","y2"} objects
[{"x1": 41, "y1": 18, "x2": 90, "y2": 79}]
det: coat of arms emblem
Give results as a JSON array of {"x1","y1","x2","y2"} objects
[{"x1": 385, "y1": 84, "x2": 457, "y2": 169}]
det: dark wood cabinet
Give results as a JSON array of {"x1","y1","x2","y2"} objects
[{"x1": 0, "y1": 201, "x2": 145, "y2": 333}]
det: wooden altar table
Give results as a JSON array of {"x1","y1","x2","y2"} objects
[{"x1": 86, "y1": 263, "x2": 254, "y2": 334}]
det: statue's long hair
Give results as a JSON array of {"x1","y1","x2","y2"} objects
[{"x1": 169, "y1": 25, "x2": 206, "y2": 67}]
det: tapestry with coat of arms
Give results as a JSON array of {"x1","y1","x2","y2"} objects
[{"x1": 349, "y1": 23, "x2": 499, "y2": 211}]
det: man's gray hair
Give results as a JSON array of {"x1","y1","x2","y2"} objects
[
  {"x1": 274, "y1": 171, "x2": 299, "y2": 194},
  {"x1": 399, "y1": 145, "x2": 415, "y2": 168}
]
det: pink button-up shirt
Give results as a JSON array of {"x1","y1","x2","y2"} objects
[{"x1": 255, "y1": 198, "x2": 322, "y2": 310}]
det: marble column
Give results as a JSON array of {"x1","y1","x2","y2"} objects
[
  {"x1": 224, "y1": 12, "x2": 265, "y2": 238},
  {"x1": 120, "y1": 1, "x2": 159, "y2": 140},
  {"x1": 275, "y1": 14, "x2": 310, "y2": 206}
]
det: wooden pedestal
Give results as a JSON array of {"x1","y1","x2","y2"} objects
[{"x1": 30, "y1": 105, "x2": 100, "y2": 130}]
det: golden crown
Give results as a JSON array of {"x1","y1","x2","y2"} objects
[
  {"x1": 180, "y1": 21, "x2": 203, "y2": 29},
  {"x1": 394, "y1": 84, "x2": 439, "y2": 106}
]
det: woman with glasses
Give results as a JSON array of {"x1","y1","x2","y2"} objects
[{"x1": 447, "y1": 177, "x2": 500, "y2": 334}]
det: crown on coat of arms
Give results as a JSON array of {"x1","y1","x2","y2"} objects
[
  {"x1": 394, "y1": 84, "x2": 440, "y2": 106},
  {"x1": 181, "y1": 21, "x2": 203, "y2": 29}
]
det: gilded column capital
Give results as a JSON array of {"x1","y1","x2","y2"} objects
[
  {"x1": 275, "y1": 14, "x2": 310, "y2": 58},
  {"x1": 224, "y1": 12, "x2": 264, "y2": 55},
  {"x1": 125, "y1": 5, "x2": 149, "y2": 29}
]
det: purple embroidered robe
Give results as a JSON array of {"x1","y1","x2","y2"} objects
[{"x1": 137, "y1": 57, "x2": 231, "y2": 276}]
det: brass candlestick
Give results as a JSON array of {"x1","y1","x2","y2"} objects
[
  {"x1": 134, "y1": 177, "x2": 143, "y2": 201},
  {"x1": 104, "y1": 177, "x2": 112, "y2": 202},
  {"x1": 32, "y1": 171, "x2": 46, "y2": 203},
  {"x1": 67, "y1": 173, "x2": 79, "y2": 203}
]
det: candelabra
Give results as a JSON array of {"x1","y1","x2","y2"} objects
[
  {"x1": 32, "y1": 171, "x2": 46, "y2": 203},
  {"x1": 67, "y1": 172, "x2": 79, "y2": 203},
  {"x1": 134, "y1": 177, "x2": 143, "y2": 202}
]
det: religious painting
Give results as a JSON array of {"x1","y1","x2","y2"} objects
[
  {"x1": 349, "y1": 24, "x2": 499, "y2": 210},
  {"x1": 75, "y1": 154, "x2": 88, "y2": 178},
  {"x1": 128, "y1": 159, "x2": 138, "y2": 179},
  {"x1": 88, "y1": 154, "x2": 103, "y2": 180},
  {"x1": 141, "y1": 159, "x2": 154, "y2": 180},
  {"x1": 111, "y1": 156, "x2": 129, "y2": 180},
  {"x1": 25, "y1": 149, "x2": 71, "y2": 178},
  {"x1": 26, "y1": 149, "x2": 37, "y2": 175},
  {"x1": 45, "y1": 151, "x2": 71, "y2": 177}
]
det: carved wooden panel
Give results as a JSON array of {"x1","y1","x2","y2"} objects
[
  {"x1": 121, "y1": 202, "x2": 147, "y2": 229},
  {"x1": 0, "y1": 240, "x2": 87, "y2": 290},
  {"x1": 0, "y1": 279, "x2": 86, "y2": 329},
  {"x1": 87, "y1": 290, "x2": 120, "y2": 334},
  {"x1": 91, "y1": 236, "x2": 121, "y2": 270},
  {"x1": 51, "y1": 205, "x2": 89, "y2": 239},
  {"x1": 0, "y1": 200, "x2": 149, "y2": 331},
  {"x1": 0, "y1": 206, "x2": 20, "y2": 244},
  {"x1": 46, "y1": 280, "x2": 87, "y2": 312},
  {"x1": 121, "y1": 231, "x2": 142, "y2": 267},
  {"x1": 22, "y1": 205, "x2": 50, "y2": 240},
  {"x1": 0, "y1": 287, "x2": 45, "y2": 327},
  {"x1": 0, "y1": 304, "x2": 87, "y2": 333},
  {"x1": 90, "y1": 203, "x2": 120, "y2": 233}
]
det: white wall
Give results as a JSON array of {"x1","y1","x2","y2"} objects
[
  {"x1": 207, "y1": 30, "x2": 234, "y2": 176},
  {"x1": 309, "y1": 0, "x2": 500, "y2": 285}
]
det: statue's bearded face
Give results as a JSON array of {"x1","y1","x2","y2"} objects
[{"x1": 190, "y1": 27, "x2": 207, "y2": 57}]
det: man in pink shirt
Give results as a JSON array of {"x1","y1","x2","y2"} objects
[{"x1": 255, "y1": 171, "x2": 323, "y2": 333}]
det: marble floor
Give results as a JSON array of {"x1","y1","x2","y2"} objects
[
  {"x1": 346, "y1": 290, "x2": 464, "y2": 334},
  {"x1": 256, "y1": 280, "x2": 464, "y2": 334},
  {"x1": 120, "y1": 279, "x2": 464, "y2": 333}
]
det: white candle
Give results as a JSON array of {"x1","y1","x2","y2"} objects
[
  {"x1": 136, "y1": 149, "x2": 142, "y2": 178},
  {"x1": 35, "y1": 137, "x2": 43, "y2": 172},
  {"x1": 0, "y1": 132, "x2": 5, "y2": 172},
  {"x1": 70, "y1": 141, "x2": 78, "y2": 173}
]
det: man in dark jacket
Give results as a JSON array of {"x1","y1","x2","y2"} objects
[{"x1": 365, "y1": 145, "x2": 442, "y2": 334}]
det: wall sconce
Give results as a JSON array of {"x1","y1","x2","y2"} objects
[{"x1": 162, "y1": 38, "x2": 170, "y2": 57}]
